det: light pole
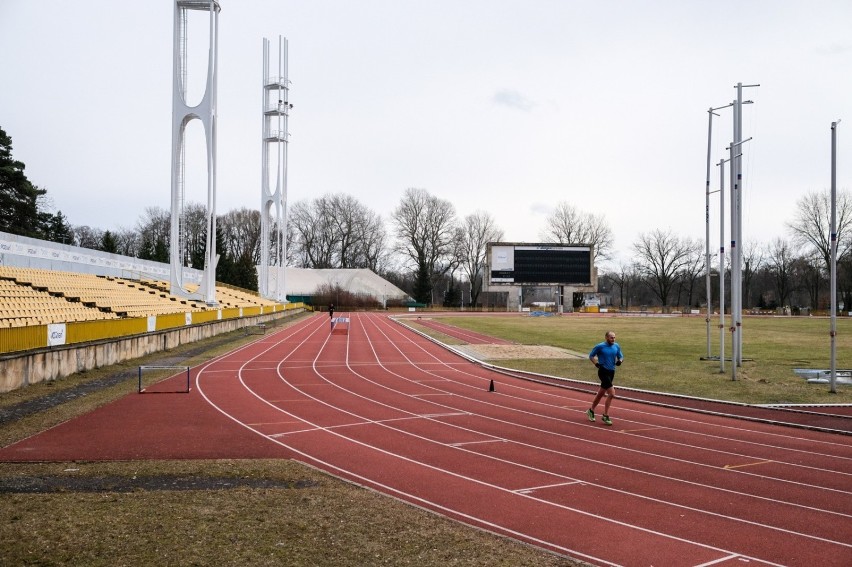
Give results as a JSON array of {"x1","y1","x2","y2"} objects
[{"x1": 705, "y1": 103, "x2": 733, "y2": 359}]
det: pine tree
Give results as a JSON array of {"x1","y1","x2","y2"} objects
[{"x1": 0, "y1": 127, "x2": 44, "y2": 237}]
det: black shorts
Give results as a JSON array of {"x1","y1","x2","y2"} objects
[{"x1": 597, "y1": 367, "x2": 615, "y2": 390}]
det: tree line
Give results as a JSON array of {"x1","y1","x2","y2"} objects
[{"x1": 2, "y1": 125, "x2": 848, "y2": 310}]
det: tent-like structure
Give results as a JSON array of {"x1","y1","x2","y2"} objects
[{"x1": 264, "y1": 268, "x2": 409, "y2": 305}]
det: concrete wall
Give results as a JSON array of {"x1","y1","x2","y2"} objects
[{"x1": 0, "y1": 309, "x2": 304, "y2": 393}]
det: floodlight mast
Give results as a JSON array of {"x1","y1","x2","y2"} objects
[
  {"x1": 830, "y1": 120, "x2": 840, "y2": 394},
  {"x1": 705, "y1": 103, "x2": 734, "y2": 359},
  {"x1": 260, "y1": 36, "x2": 290, "y2": 302}
]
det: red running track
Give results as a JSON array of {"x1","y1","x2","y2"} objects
[{"x1": 1, "y1": 313, "x2": 850, "y2": 566}]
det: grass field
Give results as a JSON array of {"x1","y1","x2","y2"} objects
[{"x1": 415, "y1": 313, "x2": 852, "y2": 405}]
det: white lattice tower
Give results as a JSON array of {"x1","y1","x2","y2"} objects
[
  {"x1": 169, "y1": 0, "x2": 220, "y2": 305},
  {"x1": 259, "y1": 36, "x2": 290, "y2": 301}
]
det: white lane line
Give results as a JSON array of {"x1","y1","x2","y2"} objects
[
  {"x1": 693, "y1": 554, "x2": 746, "y2": 566},
  {"x1": 516, "y1": 480, "x2": 584, "y2": 494},
  {"x1": 449, "y1": 439, "x2": 507, "y2": 447}
]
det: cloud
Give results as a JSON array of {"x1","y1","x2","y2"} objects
[
  {"x1": 529, "y1": 202, "x2": 552, "y2": 216},
  {"x1": 492, "y1": 89, "x2": 536, "y2": 111},
  {"x1": 815, "y1": 42, "x2": 852, "y2": 55}
]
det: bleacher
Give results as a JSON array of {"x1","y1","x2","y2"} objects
[{"x1": 0, "y1": 266, "x2": 274, "y2": 328}]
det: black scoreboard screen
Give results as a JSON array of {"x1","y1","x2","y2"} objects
[{"x1": 489, "y1": 243, "x2": 593, "y2": 285}]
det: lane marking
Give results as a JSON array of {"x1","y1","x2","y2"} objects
[
  {"x1": 516, "y1": 480, "x2": 584, "y2": 494},
  {"x1": 449, "y1": 439, "x2": 506, "y2": 447},
  {"x1": 693, "y1": 553, "x2": 745, "y2": 566},
  {"x1": 724, "y1": 460, "x2": 775, "y2": 470}
]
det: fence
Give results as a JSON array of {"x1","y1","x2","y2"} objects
[{"x1": 0, "y1": 303, "x2": 301, "y2": 356}]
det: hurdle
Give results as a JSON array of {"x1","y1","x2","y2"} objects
[
  {"x1": 138, "y1": 365, "x2": 191, "y2": 394},
  {"x1": 330, "y1": 316, "x2": 350, "y2": 335},
  {"x1": 244, "y1": 322, "x2": 268, "y2": 336}
]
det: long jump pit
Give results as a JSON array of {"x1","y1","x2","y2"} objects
[{"x1": 452, "y1": 344, "x2": 585, "y2": 360}]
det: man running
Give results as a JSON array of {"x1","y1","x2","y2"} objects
[{"x1": 587, "y1": 330, "x2": 623, "y2": 426}]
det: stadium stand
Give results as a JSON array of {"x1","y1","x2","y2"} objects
[{"x1": 0, "y1": 266, "x2": 275, "y2": 327}]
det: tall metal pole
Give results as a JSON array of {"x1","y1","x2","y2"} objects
[
  {"x1": 733, "y1": 82, "x2": 759, "y2": 367},
  {"x1": 705, "y1": 103, "x2": 733, "y2": 360},
  {"x1": 727, "y1": 139, "x2": 750, "y2": 381},
  {"x1": 705, "y1": 108, "x2": 714, "y2": 359},
  {"x1": 729, "y1": 122, "x2": 739, "y2": 380},
  {"x1": 830, "y1": 120, "x2": 840, "y2": 394},
  {"x1": 717, "y1": 157, "x2": 731, "y2": 373}
]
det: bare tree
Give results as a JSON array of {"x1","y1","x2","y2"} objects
[
  {"x1": 113, "y1": 227, "x2": 141, "y2": 258},
  {"x1": 182, "y1": 202, "x2": 209, "y2": 269},
  {"x1": 632, "y1": 229, "x2": 694, "y2": 307},
  {"x1": 540, "y1": 201, "x2": 613, "y2": 261},
  {"x1": 602, "y1": 261, "x2": 641, "y2": 309},
  {"x1": 219, "y1": 208, "x2": 261, "y2": 264},
  {"x1": 136, "y1": 206, "x2": 171, "y2": 261},
  {"x1": 766, "y1": 237, "x2": 795, "y2": 308},
  {"x1": 391, "y1": 188, "x2": 458, "y2": 305},
  {"x1": 356, "y1": 210, "x2": 390, "y2": 273},
  {"x1": 459, "y1": 210, "x2": 504, "y2": 307},
  {"x1": 289, "y1": 198, "x2": 336, "y2": 268},
  {"x1": 675, "y1": 237, "x2": 705, "y2": 308},
  {"x1": 787, "y1": 189, "x2": 852, "y2": 273},
  {"x1": 741, "y1": 240, "x2": 765, "y2": 309},
  {"x1": 793, "y1": 255, "x2": 823, "y2": 309},
  {"x1": 71, "y1": 225, "x2": 103, "y2": 250},
  {"x1": 289, "y1": 194, "x2": 387, "y2": 270}
]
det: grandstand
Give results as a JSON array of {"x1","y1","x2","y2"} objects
[
  {"x1": 0, "y1": 266, "x2": 285, "y2": 328},
  {"x1": 0, "y1": 233, "x2": 305, "y2": 393}
]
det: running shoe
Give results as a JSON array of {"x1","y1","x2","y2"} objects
[
  {"x1": 602, "y1": 414, "x2": 613, "y2": 426},
  {"x1": 586, "y1": 408, "x2": 595, "y2": 422}
]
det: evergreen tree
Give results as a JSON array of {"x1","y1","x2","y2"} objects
[
  {"x1": 100, "y1": 230, "x2": 118, "y2": 254},
  {"x1": 413, "y1": 265, "x2": 432, "y2": 305},
  {"x1": 0, "y1": 127, "x2": 44, "y2": 237},
  {"x1": 443, "y1": 282, "x2": 461, "y2": 308},
  {"x1": 153, "y1": 237, "x2": 169, "y2": 263},
  {"x1": 39, "y1": 211, "x2": 74, "y2": 244},
  {"x1": 214, "y1": 225, "x2": 236, "y2": 284},
  {"x1": 233, "y1": 252, "x2": 259, "y2": 291}
]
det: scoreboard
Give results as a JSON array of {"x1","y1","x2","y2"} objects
[{"x1": 488, "y1": 243, "x2": 593, "y2": 286}]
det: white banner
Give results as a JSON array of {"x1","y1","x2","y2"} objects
[{"x1": 47, "y1": 323, "x2": 67, "y2": 347}]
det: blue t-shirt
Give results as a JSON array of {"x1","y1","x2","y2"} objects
[{"x1": 589, "y1": 341, "x2": 623, "y2": 371}]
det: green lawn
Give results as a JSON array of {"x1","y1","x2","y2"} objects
[{"x1": 419, "y1": 314, "x2": 851, "y2": 405}]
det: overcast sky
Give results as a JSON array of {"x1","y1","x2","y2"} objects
[{"x1": 2, "y1": 0, "x2": 851, "y2": 268}]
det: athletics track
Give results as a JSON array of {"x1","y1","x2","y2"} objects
[{"x1": 1, "y1": 312, "x2": 850, "y2": 566}]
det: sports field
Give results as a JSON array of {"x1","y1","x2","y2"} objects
[
  {"x1": 1, "y1": 311, "x2": 849, "y2": 566},
  {"x1": 408, "y1": 313, "x2": 851, "y2": 405}
]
